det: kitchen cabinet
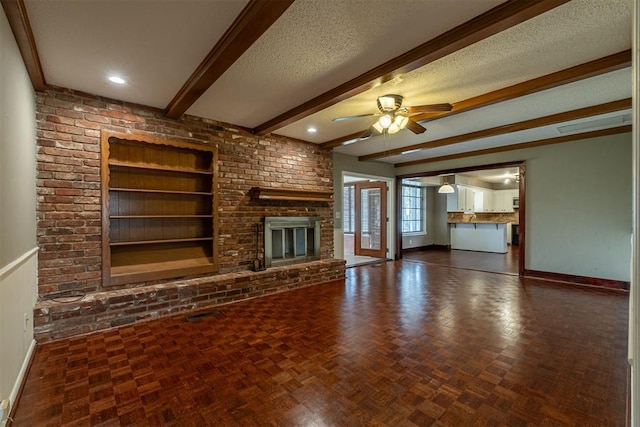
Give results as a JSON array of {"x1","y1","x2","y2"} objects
[
  {"x1": 473, "y1": 190, "x2": 484, "y2": 212},
  {"x1": 450, "y1": 222, "x2": 508, "y2": 253},
  {"x1": 447, "y1": 185, "x2": 473, "y2": 212},
  {"x1": 482, "y1": 190, "x2": 493, "y2": 212},
  {"x1": 447, "y1": 185, "x2": 498, "y2": 212},
  {"x1": 446, "y1": 186, "x2": 463, "y2": 211},
  {"x1": 493, "y1": 189, "x2": 518, "y2": 212}
]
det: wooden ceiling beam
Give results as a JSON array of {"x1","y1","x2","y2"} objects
[
  {"x1": 409, "y1": 49, "x2": 631, "y2": 124},
  {"x1": 333, "y1": 50, "x2": 631, "y2": 151},
  {"x1": 394, "y1": 125, "x2": 631, "y2": 168},
  {"x1": 165, "y1": 0, "x2": 295, "y2": 119},
  {"x1": 359, "y1": 98, "x2": 631, "y2": 162},
  {"x1": 319, "y1": 131, "x2": 371, "y2": 150},
  {"x1": 1, "y1": 0, "x2": 46, "y2": 91},
  {"x1": 252, "y1": 0, "x2": 570, "y2": 136}
]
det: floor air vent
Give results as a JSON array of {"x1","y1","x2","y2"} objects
[{"x1": 185, "y1": 310, "x2": 224, "y2": 321}]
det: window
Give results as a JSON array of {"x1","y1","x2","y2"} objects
[
  {"x1": 343, "y1": 185, "x2": 355, "y2": 233},
  {"x1": 402, "y1": 185, "x2": 425, "y2": 233}
]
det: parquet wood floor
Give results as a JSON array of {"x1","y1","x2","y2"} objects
[
  {"x1": 10, "y1": 260, "x2": 627, "y2": 426},
  {"x1": 403, "y1": 246, "x2": 520, "y2": 275}
]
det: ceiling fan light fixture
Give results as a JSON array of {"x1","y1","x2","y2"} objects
[
  {"x1": 388, "y1": 123, "x2": 401, "y2": 134},
  {"x1": 372, "y1": 121, "x2": 384, "y2": 133},
  {"x1": 394, "y1": 114, "x2": 409, "y2": 129},
  {"x1": 377, "y1": 94, "x2": 403, "y2": 112},
  {"x1": 378, "y1": 114, "x2": 393, "y2": 129}
]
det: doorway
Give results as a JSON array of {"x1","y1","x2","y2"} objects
[
  {"x1": 342, "y1": 174, "x2": 392, "y2": 267},
  {"x1": 354, "y1": 181, "x2": 387, "y2": 258},
  {"x1": 397, "y1": 162, "x2": 525, "y2": 276}
]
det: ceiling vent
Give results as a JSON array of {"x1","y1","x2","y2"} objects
[{"x1": 556, "y1": 114, "x2": 631, "y2": 134}]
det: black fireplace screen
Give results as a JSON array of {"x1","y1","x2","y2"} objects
[{"x1": 264, "y1": 217, "x2": 320, "y2": 267}]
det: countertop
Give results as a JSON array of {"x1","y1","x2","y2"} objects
[{"x1": 448, "y1": 221, "x2": 511, "y2": 224}]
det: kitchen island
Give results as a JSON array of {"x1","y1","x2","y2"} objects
[{"x1": 449, "y1": 222, "x2": 508, "y2": 253}]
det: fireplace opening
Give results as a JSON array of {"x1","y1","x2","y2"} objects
[{"x1": 264, "y1": 216, "x2": 320, "y2": 267}]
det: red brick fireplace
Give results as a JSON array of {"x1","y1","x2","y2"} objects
[{"x1": 33, "y1": 88, "x2": 345, "y2": 342}]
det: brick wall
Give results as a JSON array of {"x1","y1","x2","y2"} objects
[{"x1": 34, "y1": 87, "x2": 345, "y2": 341}]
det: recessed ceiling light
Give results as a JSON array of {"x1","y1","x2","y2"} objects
[
  {"x1": 307, "y1": 127, "x2": 317, "y2": 133},
  {"x1": 108, "y1": 76, "x2": 126, "y2": 85}
]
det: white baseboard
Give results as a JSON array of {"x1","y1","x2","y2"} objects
[{"x1": 6, "y1": 339, "x2": 36, "y2": 424}]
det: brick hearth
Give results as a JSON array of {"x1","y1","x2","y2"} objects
[{"x1": 34, "y1": 259, "x2": 345, "y2": 342}]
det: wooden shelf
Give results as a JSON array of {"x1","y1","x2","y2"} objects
[
  {"x1": 102, "y1": 130, "x2": 218, "y2": 286},
  {"x1": 110, "y1": 259, "x2": 216, "y2": 286},
  {"x1": 110, "y1": 215, "x2": 213, "y2": 219},
  {"x1": 110, "y1": 187, "x2": 213, "y2": 196},
  {"x1": 110, "y1": 237, "x2": 213, "y2": 246},
  {"x1": 251, "y1": 187, "x2": 333, "y2": 202},
  {"x1": 109, "y1": 160, "x2": 212, "y2": 175}
]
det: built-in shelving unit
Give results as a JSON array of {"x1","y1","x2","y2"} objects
[
  {"x1": 101, "y1": 131, "x2": 218, "y2": 286},
  {"x1": 251, "y1": 187, "x2": 333, "y2": 202}
]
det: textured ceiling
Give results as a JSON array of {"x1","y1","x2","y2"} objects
[
  {"x1": 187, "y1": 0, "x2": 502, "y2": 127},
  {"x1": 16, "y1": 0, "x2": 633, "y2": 167},
  {"x1": 278, "y1": 0, "x2": 632, "y2": 144},
  {"x1": 24, "y1": 0, "x2": 250, "y2": 108}
]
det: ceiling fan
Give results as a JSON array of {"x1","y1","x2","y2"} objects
[{"x1": 332, "y1": 94, "x2": 452, "y2": 138}]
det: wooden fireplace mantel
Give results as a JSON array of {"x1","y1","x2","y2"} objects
[{"x1": 251, "y1": 187, "x2": 333, "y2": 202}]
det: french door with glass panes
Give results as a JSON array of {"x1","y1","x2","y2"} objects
[{"x1": 354, "y1": 181, "x2": 387, "y2": 258}]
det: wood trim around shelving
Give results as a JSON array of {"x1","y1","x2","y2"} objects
[
  {"x1": 251, "y1": 187, "x2": 333, "y2": 202},
  {"x1": 109, "y1": 187, "x2": 213, "y2": 196},
  {"x1": 110, "y1": 262, "x2": 217, "y2": 287},
  {"x1": 110, "y1": 237, "x2": 214, "y2": 246},
  {"x1": 110, "y1": 215, "x2": 213, "y2": 219},
  {"x1": 109, "y1": 160, "x2": 213, "y2": 175},
  {"x1": 101, "y1": 129, "x2": 219, "y2": 286}
]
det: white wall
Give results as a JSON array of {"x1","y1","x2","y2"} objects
[
  {"x1": 0, "y1": 6, "x2": 38, "y2": 414},
  {"x1": 433, "y1": 188, "x2": 450, "y2": 246},
  {"x1": 397, "y1": 132, "x2": 632, "y2": 282},
  {"x1": 629, "y1": 0, "x2": 639, "y2": 423}
]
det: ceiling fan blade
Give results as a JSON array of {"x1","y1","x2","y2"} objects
[
  {"x1": 406, "y1": 119, "x2": 427, "y2": 134},
  {"x1": 360, "y1": 127, "x2": 375, "y2": 139},
  {"x1": 406, "y1": 103, "x2": 453, "y2": 114},
  {"x1": 332, "y1": 113, "x2": 377, "y2": 122}
]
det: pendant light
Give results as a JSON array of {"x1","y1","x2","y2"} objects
[{"x1": 438, "y1": 177, "x2": 454, "y2": 194}]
